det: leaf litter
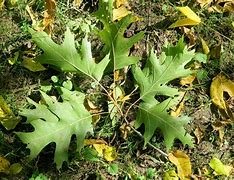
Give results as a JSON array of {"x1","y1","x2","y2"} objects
[{"x1": 0, "y1": 0, "x2": 233, "y2": 178}]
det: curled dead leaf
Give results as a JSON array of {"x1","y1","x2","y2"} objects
[
  {"x1": 119, "y1": 121, "x2": 134, "y2": 140},
  {"x1": 180, "y1": 75, "x2": 196, "y2": 86},
  {"x1": 168, "y1": 150, "x2": 192, "y2": 180},
  {"x1": 0, "y1": 96, "x2": 20, "y2": 130},
  {"x1": 210, "y1": 73, "x2": 234, "y2": 110},
  {"x1": 194, "y1": 127, "x2": 203, "y2": 144},
  {"x1": 43, "y1": 0, "x2": 56, "y2": 34}
]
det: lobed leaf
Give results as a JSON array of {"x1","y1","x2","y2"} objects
[
  {"x1": 29, "y1": 28, "x2": 109, "y2": 81},
  {"x1": 16, "y1": 88, "x2": 93, "y2": 169},
  {"x1": 133, "y1": 38, "x2": 194, "y2": 103},
  {"x1": 136, "y1": 99, "x2": 193, "y2": 149},
  {"x1": 93, "y1": 0, "x2": 144, "y2": 71},
  {"x1": 133, "y1": 39, "x2": 195, "y2": 149}
]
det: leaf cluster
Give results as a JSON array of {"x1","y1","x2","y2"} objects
[{"x1": 15, "y1": 0, "x2": 198, "y2": 169}]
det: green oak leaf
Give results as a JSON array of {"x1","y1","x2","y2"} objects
[
  {"x1": 93, "y1": 0, "x2": 144, "y2": 71},
  {"x1": 29, "y1": 28, "x2": 109, "y2": 81},
  {"x1": 136, "y1": 98, "x2": 194, "y2": 149},
  {"x1": 16, "y1": 87, "x2": 93, "y2": 169},
  {"x1": 132, "y1": 38, "x2": 194, "y2": 103},
  {"x1": 133, "y1": 38, "x2": 195, "y2": 149}
]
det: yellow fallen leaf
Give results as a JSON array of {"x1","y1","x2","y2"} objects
[
  {"x1": 181, "y1": 27, "x2": 196, "y2": 47},
  {"x1": 200, "y1": 38, "x2": 210, "y2": 55},
  {"x1": 103, "y1": 146, "x2": 118, "y2": 162},
  {"x1": 113, "y1": 5, "x2": 131, "y2": 21},
  {"x1": 177, "y1": 6, "x2": 201, "y2": 22},
  {"x1": 43, "y1": 0, "x2": 56, "y2": 34},
  {"x1": 25, "y1": 5, "x2": 44, "y2": 31},
  {"x1": 114, "y1": 0, "x2": 128, "y2": 8},
  {"x1": 8, "y1": 51, "x2": 19, "y2": 65},
  {"x1": 168, "y1": 150, "x2": 192, "y2": 180},
  {"x1": 0, "y1": 0, "x2": 5, "y2": 10},
  {"x1": 73, "y1": 0, "x2": 83, "y2": 7},
  {"x1": 180, "y1": 75, "x2": 196, "y2": 86},
  {"x1": 210, "y1": 73, "x2": 234, "y2": 110},
  {"x1": 0, "y1": 156, "x2": 10, "y2": 174},
  {"x1": 84, "y1": 139, "x2": 107, "y2": 146},
  {"x1": 169, "y1": 6, "x2": 201, "y2": 28},
  {"x1": 93, "y1": 144, "x2": 117, "y2": 162},
  {"x1": 22, "y1": 58, "x2": 46, "y2": 72},
  {"x1": 171, "y1": 101, "x2": 184, "y2": 117},
  {"x1": 0, "y1": 96, "x2": 20, "y2": 130},
  {"x1": 223, "y1": 2, "x2": 234, "y2": 12},
  {"x1": 209, "y1": 157, "x2": 233, "y2": 176}
]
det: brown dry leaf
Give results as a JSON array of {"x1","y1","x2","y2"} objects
[
  {"x1": 194, "y1": 127, "x2": 203, "y2": 144},
  {"x1": 168, "y1": 150, "x2": 192, "y2": 180},
  {"x1": 210, "y1": 73, "x2": 234, "y2": 110},
  {"x1": 0, "y1": 156, "x2": 10, "y2": 174},
  {"x1": 43, "y1": 0, "x2": 56, "y2": 34},
  {"x1": 197, "y1": 0, "x2": 213, "y2": 7},
  {"x1": 212, "y1": 119, "x2": 232, "y2": 142},
  {"x1": 213, "y1": 124, "x2": 224, "y2": 142},
  {"x1": 84, "y1": 99, "x2": 101, "y2": 125},
  {"x1": 119, "y1": 121, "x2": 134, "y2": 140},
  {"x1": 208, "y1": 1, "x2": 234, "y2": 13},
  {"x1": 210, "y1": 44, "x2": 221, "y2": 60},
  {"x1": 181, "y1": 27, "x2": 196, "y2": 47}
]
